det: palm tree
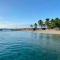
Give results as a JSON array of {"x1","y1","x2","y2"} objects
[
  {"x1": 54, "y1": 18, "x2": 60, "y2": 29},
  {"x1": 45, "y1": 18, "x2": 50, "y2": 29},
  {"x1": 50, "y1": 19, "x2": 55, "y2": 29},
  {"x1": 38, "y1": 20, "x2": 43, "y2": 29},
  {"x1": 34, "y1": 23, "x2": 37, "y2": 30},
  {"x1": 30, "y1": 24, "x2": 33, "y2": 30},
  {"x1": 30, "y1": 24, "x2": 33, "y2": 28}
]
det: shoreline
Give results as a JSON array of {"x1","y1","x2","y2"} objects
[
  {"x1": 1, "y1": 29, "x2": 60, "y2": 35},
  {"x1": 35, "y1": 30, "x2": 60, "y2": 35},
  {"x1": 22, "y1": 29, "x2": 60, "y2": 35}
]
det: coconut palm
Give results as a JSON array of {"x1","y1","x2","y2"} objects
[
  {"x1": 30, "y1": 24, "x2": 33, "y2": 28},
  {"x1": 50, "y1": 19, "x2": 55, "y2": 29},
  {"x1": 34, "y1": 23, "x2": 37, "y2": 30},
  {"x1": 38, "y1": 20, "x2": 43, "y2": 29},
  {"x1": 54, "y1": 18, "x2": 60, "y2": 29},
  {"x1": 45, "y1": 18, "x2": 50, "y2": 29}
]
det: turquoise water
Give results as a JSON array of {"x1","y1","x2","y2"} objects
[{"x1": 0, "y1": 31, "x2": 60, "y2": 60}]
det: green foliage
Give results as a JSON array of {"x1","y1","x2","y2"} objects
[
  {"x1": 30, "y1": 24, "x2": 33, "y2": 28},
  {"x1": 38, "y1": 20, "x2": 43, "y2": 26},
  {"x1": 54, "y1": 18, "x2": 60, "y2": 28},
  {"x1": 45, "y1": 18, "x2": 60, "y2": 29},
  {"x1": 34, "y1": 23, "x2": 37, "y2": 29},
  {"x1": 45, "y1": 18, "x2": 50, "y2": 29},
  {"x1": 50, "y1": 19, "x2": 56, "y2": 29},
  {"x1": 31, "y1": 17, "x2": 60, "y2": 30}
]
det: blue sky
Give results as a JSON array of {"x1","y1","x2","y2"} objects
[{"x1": 0, "y1": 0, "x2": 60, "y2": 28}]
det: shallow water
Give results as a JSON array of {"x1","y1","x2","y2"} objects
[{"x1": 0, "y1": 31, "x2": 60, "y2": 60}]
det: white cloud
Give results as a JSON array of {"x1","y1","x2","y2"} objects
[
  {"x1": 0, "y1": 16, "x2": 31, "y2": 28},
  {"x1": 0, "y1": 23, "x2": 31, "y2": 28}
]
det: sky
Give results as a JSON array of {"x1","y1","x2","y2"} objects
[{"x1": 0, "y1": 0, "x2": 60, "y2": 28}]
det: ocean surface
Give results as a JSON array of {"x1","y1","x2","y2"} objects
[{"x1": 0, "y1": 31, "x2": 60, "y2": 60}]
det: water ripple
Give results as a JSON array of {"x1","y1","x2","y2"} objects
[{"x1": 0, "y1": 31, "x2": 60, "y2": 60}]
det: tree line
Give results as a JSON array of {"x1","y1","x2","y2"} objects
[{"x1": 30, "y1": 18, "x2": 60, "y2": 30}]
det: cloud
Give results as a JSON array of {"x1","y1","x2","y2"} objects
[
  {"x1": 0, "y1": 23, "x2": 31, "y2": 28},
  {"x1": 0, "y1": 16, "x2": 30, "y2": 28},
  {"x1": 0, "y1": 23, "x2": 15, "y2": 28}
]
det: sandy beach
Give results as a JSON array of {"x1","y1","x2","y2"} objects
[
  {"x1": 23, "y1": 29, "x2": 60, "y2": 34},
  {"x1": 34, "y1": 29, "x2": 60, "y2": 34}
]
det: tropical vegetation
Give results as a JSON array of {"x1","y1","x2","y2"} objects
[{"x1": 30, "y1": 18, "x2": 60, "y2": 30}]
